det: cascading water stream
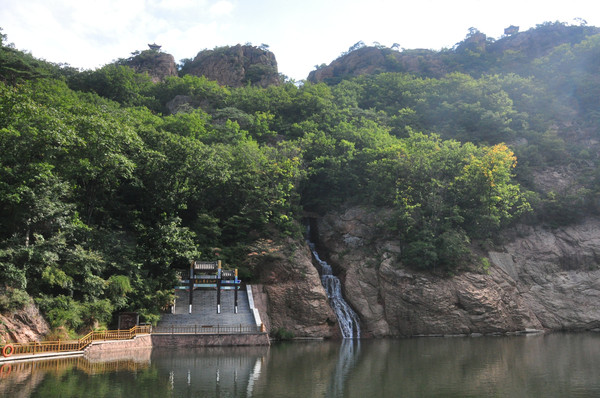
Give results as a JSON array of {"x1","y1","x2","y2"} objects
[{"x1": 308, "y1": 236, "x2": 360, "y2": 339}]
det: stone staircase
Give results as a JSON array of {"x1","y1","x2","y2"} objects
[{"x1": 156, "y1": 289, "x2": 256, "y2": 330}]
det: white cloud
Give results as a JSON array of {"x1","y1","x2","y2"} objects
[
  {"x1": 158, "y1": 22, "x2": 225, "y2": 60},
  {"x1": 154, "y1": 0, "x2": 201, "y2": 9},
  {"x1": 209, "y1": 1, "x2": 234, "y2": 18}
]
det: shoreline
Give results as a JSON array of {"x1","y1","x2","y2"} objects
[{"x1": 3, "y1": 328, "x2": 599, "y2": 364}]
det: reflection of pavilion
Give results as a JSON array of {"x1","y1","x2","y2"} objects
[{"x1": 152, "y1": 346, "x2": 267, "y2": 397}]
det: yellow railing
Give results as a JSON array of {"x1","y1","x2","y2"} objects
[
  {"x1": 1, "y1": 322, "x2": 269, "y2": 359},
  {"x1": 1, "y1": 325, "x2": 152, "y2": 359}
]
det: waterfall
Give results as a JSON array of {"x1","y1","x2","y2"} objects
[{"x1": 308, "y1": 238, "x2": 361, "y2": 339}]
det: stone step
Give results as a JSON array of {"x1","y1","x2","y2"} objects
[
  {"x1": 172, "y1": 289, "x2": 252, "y2": 314},
  {"x1": 157, "y1": 289, "x2": 256, "y2": 329}
]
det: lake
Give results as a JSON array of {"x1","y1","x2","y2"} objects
[{"x1": 1, "y1": 333, "x2": 599, "y2": 397}]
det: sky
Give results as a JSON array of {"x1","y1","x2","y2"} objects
[{"x1": 1, "y1": 0, "x2": 599, "y2": 81}]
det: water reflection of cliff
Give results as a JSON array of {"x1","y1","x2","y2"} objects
[
  {"x1": 337, "y1": 334, "x2": 600, "y2": 397},
  {"x1": 250, "y1": 334, "x2": 600, "y2": 397},
  {"x1": 251, "y1": 341, "x2": 351, "y2": 398}
]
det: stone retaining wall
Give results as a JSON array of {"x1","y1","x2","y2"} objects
[
  {"x1": 84, "y1": 334, "x2": 152, "y2": 356},
  {"x1": 251, "y1": 284, "x2": 271, "y2": 332},
  {"x1": 85, "y1": 333, "x2": 269, "y2": 353},
  {"x1": 151, "y1": 333, "x2": 270, "y2": 347}
]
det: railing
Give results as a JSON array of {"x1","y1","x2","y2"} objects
[
  {"x1": 193, "y1": 261, "x2": 219, "y2": 271},
  {"x1": 1, "y1": 322, "x2": 267, "y2": 359},
  {"x1": 80, "y1": 324, "x2": 152, "y2": 345},
  {"x1": 152, "y1": 324, "x2": 262, "y2": 335},
  {"x1": 1, "y1": 325, "x2": 152, "y2": 359}
]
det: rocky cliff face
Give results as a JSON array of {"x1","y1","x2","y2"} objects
[
  {"x1": 0, "y1": 302, "x2": 50, "y2": 344},
  {"x1": 313, "y1": 207, "x2": 600, "y2": 337},
  {"x1": 243, "y1": 238, "x2": 339, "y2": 338},
  {"x1": 181, "y1": 45, "x2": 280, "y2": 88},
  {"x1": 490, "y1": 221, "x2": 600, "y2": 330},
  {"x1": 124, "y1": 50, "x2": 178, "y2": 83}
]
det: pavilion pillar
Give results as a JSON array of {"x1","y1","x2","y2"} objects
[
  {"x1": 234, "y1": 269, "x2": 238, "y2": 314},
  {"x1": 216, "y1": 260, "x2": 222, "y2": 314},
  {"x1": 189, "y1": 261, "x2": 194, "y2": 314}
]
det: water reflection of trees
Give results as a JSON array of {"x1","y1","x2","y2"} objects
[{"x1": 0, "y1": 349, "x2": 153, "y2": 397}]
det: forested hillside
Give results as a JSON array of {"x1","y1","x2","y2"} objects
[{"x1": 1, "y1": 22, "x2": 600, "y2": 336}]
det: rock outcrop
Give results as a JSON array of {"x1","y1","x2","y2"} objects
[
  {"x1": 0, "y1": 302, "x2": 50, "y2": 344},
  {"x1": 308, "y1": 47, "x2": 446, "y2": 83},
  {"x1": 488, "y1": 23, "x2": 600, "y2": 59},
  {"x1": 307, "y1": 24, "x2": 600, "y2": 83},
  {"x1": 243, "y1": 238, "x2": 339, "y2": 338},
  {"x1": 124, "y1": 50, "x2": 178, "y2": 83},
  {"x1": 181, "y1": 44, "x2": 280, "y2": 88},
  {"x1": 313, "y1": 207, "x2": 600, "y2": 337}
]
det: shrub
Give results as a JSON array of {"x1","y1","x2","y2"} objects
[
  {"x1": 0, "y1": 287, "x2": 31, "y2": 312},
  {"x1": 270, "y1": 327, "x2": 295, "y2": 340},
  {"x1": 35, "y1": 295, "x2": 83, "y2": 331}
]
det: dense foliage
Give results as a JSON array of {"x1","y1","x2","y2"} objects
[{"x1": 1, "y1": 23, "x2": 600, "y2": 332}]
